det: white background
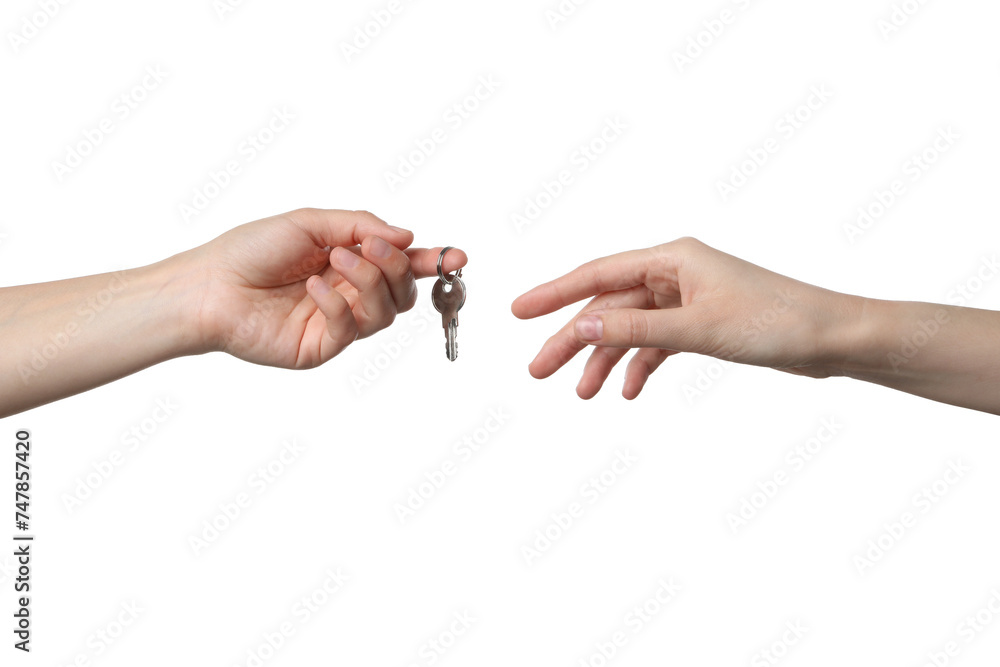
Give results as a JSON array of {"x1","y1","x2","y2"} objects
[{"x1": 2, "y1": 0, "x2": 999, "y2": 665}]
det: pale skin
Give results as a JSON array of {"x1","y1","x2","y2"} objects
[
  {"x1": 4, "y1": 227, "x2": 997, "y2": 418},
  {"x1": 512, "y1": 237, "x2": 1000, "y2": 415},
  {"x1": 0, "y1": 208, "x2": 467, "y2": 418}
]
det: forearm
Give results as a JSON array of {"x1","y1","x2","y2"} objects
[
  {"x1": 833, "y1": 297, "x2": 1000, "y2": 415},
  {"x1": 0, "y1": 255, "x2": 205, "y2": 417}
]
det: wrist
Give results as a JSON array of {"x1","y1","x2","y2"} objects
[
  {"x1": 821, "y1": 296, "x2": 908, "y2": 380},
  {"x1": 144, "y1": 250, "x2": 216, "y2": 357}
]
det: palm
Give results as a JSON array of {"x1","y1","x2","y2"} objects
[{"x1": 199, "y1": 216, "x2": 364, "y2": 369}]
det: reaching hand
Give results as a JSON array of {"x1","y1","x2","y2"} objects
[{"x1": 511, "y1": 237, "x2": 858, "y2": 399}]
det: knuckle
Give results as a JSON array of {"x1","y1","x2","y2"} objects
[
  {"x1": 372, "y1": 307, "x2": 397, "y2": 333},
  {"x1": 352, "y1": 209, "x2": 381, "y2": 225},
  {"x1": 289, "y1": 207, "x2": 320, "y2": 223},
  {"x1": 548, "y1": 333, "x2": 578, "y2": 363},
  {"x1": 399, "y1": 280, "x2": 418, "y2": 312},
  {"x1": 670, "y1": 236, "x2": 703, "y2": 251},
  {"x1": 632, "y1": 353, "x2": 653, "y2": 377},
  {"x1": 622, "y1": 312, "x2": 647, "y2": 344},
  {"x1": 328, "y1": 312, "x2": 358, "y2": 344},
  {"x1": 358, "y1": 264, "x2": 384, "y2": 290},
  {"x1": 576, "y1": 262, "x2": 604, "y2": 290}
]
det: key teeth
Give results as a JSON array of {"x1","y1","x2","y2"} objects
[{"x1": 445, "y1": 319, "x2": 459, "y2": 362}]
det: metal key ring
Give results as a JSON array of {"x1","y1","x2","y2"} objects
[{"x1": 437, "y1": 246, "x2": 463, "y2": 285}]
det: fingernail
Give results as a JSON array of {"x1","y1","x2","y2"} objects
[
  {"x1": 369, "y1": 236, "x2": 392, "y2": 259},
  {"x1": 310, "y1": 275, "x2": 330, "y2": 295},
  {"x1": 334, "y1": 247, "x2": 360, "y2": 269},
  {"x1": 576, "y1": 315, "x2": 603, "y2": 341},
  {"x1": 387, "y1": 225, "x2": 409, "y2": 234}
]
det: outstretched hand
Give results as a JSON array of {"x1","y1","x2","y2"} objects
[{"x1": 512, "y1": 238, "x2": 857, "y2": 399}]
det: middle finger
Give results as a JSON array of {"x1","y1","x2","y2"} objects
[{"x1": 528, "y1": 285, "x2": 650, "y2": 379}]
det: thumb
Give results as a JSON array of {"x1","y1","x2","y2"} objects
[{"x1": 573, "y1": 307, "x2": 715, "y2": 353}]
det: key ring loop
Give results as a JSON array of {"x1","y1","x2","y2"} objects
[{"x1": 437, "y1": 246, "x2": 462, "y2": 285}]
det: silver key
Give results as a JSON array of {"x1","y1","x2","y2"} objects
[
  {"x1": 432, "y1": 246, "x2": 466, "y2": 361},
  {"x1": 432, "y1": 276, "x2": 466, "y2": 361}
]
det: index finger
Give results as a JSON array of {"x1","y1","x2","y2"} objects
[
  {"x1": 511, "y1": 247, "x2": 661, "y2": 320},
  {"x1": 406, "y1": 247, "x2": 469, "y2": 280},
  {"x1": 286, "y1": 208, "x2": 415, "y2": 250}
]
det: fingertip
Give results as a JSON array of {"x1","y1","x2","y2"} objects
[
  {"x1": 308, "y1": 276, "x2": 357, "y2": 351},
  {"x1": 441, "y1": 247, "x2": 468, "y2": 275},
  {"x1": 621, "y1": 373, "x2": 639, "y2": 400},
  {"x1": 419, "y1": 246, "x2": 468, "y2": 276},
  {"x1": 384, "y1": 225, "x2": 415, "y2": 249},
  {"x1": 307, "y1": 274, "x2": 330, "y2": 295},
  {"x1": 363, "y1": 235, "x2": 394, "y2": 260},
  {"x1": 511, "y1": 295, "x2": 530, "y2": 319},
  {"x1": 576, "y1": 379, "x2": 599, "y2": 400},
  {"x1": 431, "y1": 248, "x2": 469, "y2": 274},
  {"x1": 527, "y1": 359, "x2": 551, "y2": 380},
  {"x1": 330, "y1": 246, "x2": 361, "y2": 270}
]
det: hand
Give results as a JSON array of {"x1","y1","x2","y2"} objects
[
  {"x1": 511, "y1": 237, "x2": 860, "y2": 399},
  {"x1": 187, "y1": 208, "x2": 467, "y2": 368}
]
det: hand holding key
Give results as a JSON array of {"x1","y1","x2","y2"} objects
[
  {"x1": 0, "y1": 207, "x2": 469, "y2": 417},
  {"x1": 192, "y1": 208, "x2": 468, "y2": 369}
]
